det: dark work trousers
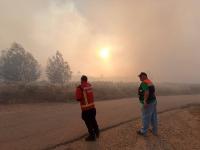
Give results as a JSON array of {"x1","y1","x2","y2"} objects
[{"x1": 82, "y1": 108, "x2": 99, "y2": 137}]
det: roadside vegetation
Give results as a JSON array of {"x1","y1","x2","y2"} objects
[
  {"x1": 1, "y1": 43, "x2": 200, "y2": 104},
  {"x1": 1, "y1": 81, "x2": 200, "y2": 104}
]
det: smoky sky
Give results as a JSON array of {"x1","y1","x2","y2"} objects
[{"x1": 0, "y1": 0, "x2": 200, "y2": 83}]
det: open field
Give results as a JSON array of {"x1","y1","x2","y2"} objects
[{"x1": 0, "y1": 95, "x2": 200, "y2": 150}]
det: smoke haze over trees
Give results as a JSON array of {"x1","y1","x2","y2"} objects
[
  {"x1": 0, "y1": 0, "x2": 200, "y2": 83},
  {"x1": 0, "y1": 43, "x2": 41, "y2": 82},
  {"x1": 46, "y1": 51, "x2": 72, "y2": 84}
]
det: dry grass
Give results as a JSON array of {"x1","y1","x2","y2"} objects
[{"x1": 0, "y1": 81, "x2": 200, "y2": 104}]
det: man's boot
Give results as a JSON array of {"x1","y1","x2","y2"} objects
[
  {"x1": 85, "y1": 135, "x2": 96, "y2": 141},
  {"x1": 95, "y1": 130, "x2": 100, "y2": 138}
]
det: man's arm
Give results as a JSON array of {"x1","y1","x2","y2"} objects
[
  {"x1": 144, "y1": 90, "x2": 149, "y2": 105},
  {"x1": 75, "y1": 87, "x2": 82, "y2": 101},
  {"x1": 141, "y1": 82, "x2": 149, "y2": 108}
]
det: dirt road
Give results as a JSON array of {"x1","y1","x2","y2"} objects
[
  {"x1": 0, "y1": 95, "x2": 200, "y2": 150},
  {"x1": 59, "y1": 104, "x2": 200, "y2": 150}
]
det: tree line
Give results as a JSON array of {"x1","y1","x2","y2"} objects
[{"x1": 0, "y1": 43, "x2": 72, "y2": 84}]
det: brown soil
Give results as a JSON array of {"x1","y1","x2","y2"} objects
[{"x1": 56, "y1": 104, "x2": 200, "y2": 150}]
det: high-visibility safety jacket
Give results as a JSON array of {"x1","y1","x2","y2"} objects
[
  {"x1": 76, "y1": 82, "x2": 95, "y2": 111},
  {"x1": 138, "y1": 79, "x2": 156, "y2": 104}
]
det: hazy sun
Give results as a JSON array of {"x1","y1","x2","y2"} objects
[{"x1": 99, "y1": 48, "x2": 110, "y2": 59}]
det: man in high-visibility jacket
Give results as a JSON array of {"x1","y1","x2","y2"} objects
[
  {"x1": 76, "y1": 75, "x2": 100, "y2": 141},
  {"x1": 137, "y1": 72, "x2": 158, "y2": 136}
]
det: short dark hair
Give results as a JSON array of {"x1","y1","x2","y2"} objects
[
  {"x1": 138, "y1": 72, "x2": 147, "y2": 77},
  {"x1": 81, "y1": 75, "x2": 88, "y2": 82}
]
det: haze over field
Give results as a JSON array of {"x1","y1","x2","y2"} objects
[{"x1": 0, "y1": 0, "x2": 200, "y2": 83}]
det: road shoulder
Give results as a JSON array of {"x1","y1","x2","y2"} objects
[{"x1": 55, "y1": 104, "x2": 200, "y2": 150}]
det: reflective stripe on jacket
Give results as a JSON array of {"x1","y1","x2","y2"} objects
[{"x1": 76, "y1": 82, "x2": 95, "y2": 111}]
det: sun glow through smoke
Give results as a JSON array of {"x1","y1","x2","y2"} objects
[{"x1": 99, "y1": 48, "x2": 110, "y2": 59}]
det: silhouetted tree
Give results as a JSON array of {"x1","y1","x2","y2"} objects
[
  {"x1": 0, "y1": 43, "x2": 41, "y2": 82},
  {"x1": 46, "y1": 51, "x2": 72, "y2": 84}
]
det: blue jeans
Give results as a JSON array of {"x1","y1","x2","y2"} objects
[{"x1": 140, "y1": 103, "x2": 158, "y2": 135}]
